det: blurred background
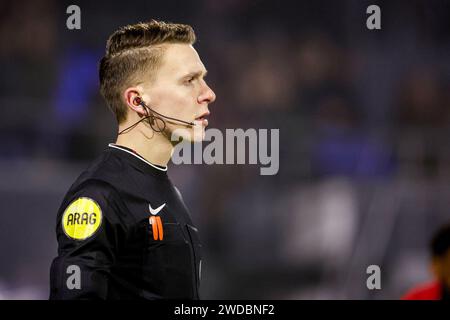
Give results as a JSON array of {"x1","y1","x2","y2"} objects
[{"x1": 0, "y1": 0, "x2": 450, "y2": 299}]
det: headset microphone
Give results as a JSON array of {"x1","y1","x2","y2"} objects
[
  {"x1": 134, "y1": 97, "x2": 195, "y2": 127},
  {"x1": 118, "y1": 97, "x2": 196, "y2": 135}
]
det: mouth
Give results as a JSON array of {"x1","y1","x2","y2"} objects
[{"x1": 195, "y1": 111, "x2": 210, "y2": 127}]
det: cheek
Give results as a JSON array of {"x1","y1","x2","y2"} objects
[{"x1": 156, "y1": 86, "x2": 197, "y2": 116}]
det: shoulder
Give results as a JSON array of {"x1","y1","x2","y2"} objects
[
  {"x1": 75, "y1": 148, "x2": 128, "y2": 186},
  {"x1": 68, "y1": 178, "x2": 119, "y2": 203},
  {"x1": 58, "y1": 178, "x2": 125, "y2": 226},
  {"x1": 66, "y1": 147, "x2": 137, "y2": 201},
  {"x1": 56, "y1": 178, "x2": 129, "y2": 244}
]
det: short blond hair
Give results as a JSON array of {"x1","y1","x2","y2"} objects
[{"x1": 99, "y1": 20, "x2": 196, "y2": 123}]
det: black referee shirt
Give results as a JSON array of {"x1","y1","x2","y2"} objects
[{"x1": 49, "y1": 143, "x2": 203, "y2": 300}]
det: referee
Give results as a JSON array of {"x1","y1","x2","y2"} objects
[{"x1": 49, "y1": 20, "x2": 216, "y2": 299}]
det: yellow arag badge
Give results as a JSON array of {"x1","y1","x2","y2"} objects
[{"x1": 62, "y1": 197, "x2": 102, "y2": 240}]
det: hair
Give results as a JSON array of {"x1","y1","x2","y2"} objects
[
  {"x1": 431, "y1": 224, "x2": 450, "y2": 257},
  {"x1": 99, "y1": 20, "x2": 196, "y2": 123}
]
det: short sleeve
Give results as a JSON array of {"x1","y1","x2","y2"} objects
[{"x1": 49, "y1": 180, "x2": 124, "y2": 300}]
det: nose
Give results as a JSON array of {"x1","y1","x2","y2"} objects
[{"x1": 198, "y1": 81, "x2": 216, "y2": 105}]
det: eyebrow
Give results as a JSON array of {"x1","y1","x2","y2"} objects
[{"x1": 182, "y1": 70, "x2": 208, "y2": 80}]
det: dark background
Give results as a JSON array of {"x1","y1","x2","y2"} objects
[{"x1": 0, "y1": 0, "x2": 449, "y2": 299}]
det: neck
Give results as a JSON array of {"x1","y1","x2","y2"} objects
[{"x1": 115, "y1": 124, "x2": 173, "y2": 167}]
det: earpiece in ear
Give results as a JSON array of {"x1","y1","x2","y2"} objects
[
  {"x1": 134, "y1": 96, "x2": 150, "y2": 118},
  {"x1": 134, "y1": 96, "x2": 142, "y2": 106}
]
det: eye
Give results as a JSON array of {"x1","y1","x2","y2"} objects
[{"x1": 184, "y1": 77, "x2": 195, "y2": 86}]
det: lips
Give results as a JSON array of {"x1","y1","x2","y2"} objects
[{"x1": 195, "y1": 111, "x2": 210, "y2": 127}]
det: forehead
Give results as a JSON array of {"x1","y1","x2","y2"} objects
[{"x1": 159, "y1": 43, "x2": 206, "y2": 77}]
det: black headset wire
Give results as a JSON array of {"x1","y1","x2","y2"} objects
[{"x1": 118, "y1": 99, "x2": 194, "y2": 135}]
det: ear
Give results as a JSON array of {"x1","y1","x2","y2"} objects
[{"x1": 123, "y1": 87, "x2": 147, "y2": 116}]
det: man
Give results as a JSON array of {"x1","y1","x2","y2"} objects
[
  {"x1": 49, "y1": 20, "x2": 216, "y2": 299},
  {"x1": 402, "y1": 223, "x2": 450, "y2": 300}
]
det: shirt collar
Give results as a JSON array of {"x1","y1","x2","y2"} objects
[{"x1": 108, "y1": 143, "x2": 168, "y2": 172}]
